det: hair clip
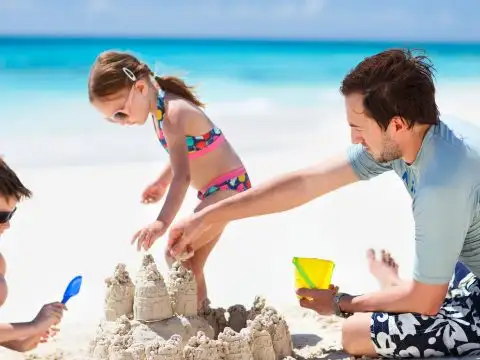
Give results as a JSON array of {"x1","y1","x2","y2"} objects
[{"x1": 122, "y1": 67, "x2": 136, "y2": 81}]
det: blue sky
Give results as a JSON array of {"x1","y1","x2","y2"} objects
[{"x1": 0, "y1": 0, "x2": 479, "y2": 41}]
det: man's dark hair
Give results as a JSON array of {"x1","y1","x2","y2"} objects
[
  {"x1": 0, "y1": 159, "x2": 32, "y2": 201},
  {"x1": 340, "y1": 48, "x2": 440, "y2": 130}
]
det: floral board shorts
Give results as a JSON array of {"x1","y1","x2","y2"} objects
[{"x1": 370, "y1": 262, "x2": 480, "y2": 358}]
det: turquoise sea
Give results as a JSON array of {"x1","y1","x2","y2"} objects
[{"x1": 1, "y1": 37, "x2": 479, "y2": 167}]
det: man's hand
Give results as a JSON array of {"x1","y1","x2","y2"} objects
[
  {"x1": 167, "y1": 214, "x2": 211, "y2": 258},
  {"x1": 296, "y1": 285, "x2": 339, "y2": 316}
]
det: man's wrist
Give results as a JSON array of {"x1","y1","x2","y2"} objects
[
  {"x1": 199, "y1": 207, "x2": 216, "y2": 225},
  {"x1": 333, "y1": 293, "x2": 355, "y2": 318}
]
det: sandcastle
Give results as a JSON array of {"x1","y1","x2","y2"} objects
[{"x1": 88, "y1": 254, "x2": 294, "y2": 360}]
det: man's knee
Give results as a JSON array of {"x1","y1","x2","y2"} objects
[{"x1": 342, "y1": 313, "x2": 376, "y2": 357}]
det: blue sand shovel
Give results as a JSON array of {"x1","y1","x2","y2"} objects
[{"x1": 61, "y1": 275, "x2": 83, "y2": 305}]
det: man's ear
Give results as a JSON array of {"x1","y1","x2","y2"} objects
[{"x1": 389, "y1": 116, "x2": 409, "y2": 133}]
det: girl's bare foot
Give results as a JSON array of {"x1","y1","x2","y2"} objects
[{"x1": 367, "y1": 249, "x2": 401, "y2": 289}]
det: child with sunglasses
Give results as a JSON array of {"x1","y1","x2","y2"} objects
[
  {"x1": 88, "y1": 51, "x2": 252, "y2": 307},
  {"x1": 0, "y1": 159, "x2": 65, "y2": 352}
]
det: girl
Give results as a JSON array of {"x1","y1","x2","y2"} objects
[{"x1": 88, "y1": 51, "x2": 252, "y2": 306}]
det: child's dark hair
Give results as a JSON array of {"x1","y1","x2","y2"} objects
[
  {"x1": 0, "y1": 159, "x2": 32, "y2": 201},
  {"x1": 88, "y1": 50, "x2": 204, "y2": 107}
]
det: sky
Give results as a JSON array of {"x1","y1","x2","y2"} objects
[{"x1": 0, "y1": 0, "x2": 479, "y2": 42}]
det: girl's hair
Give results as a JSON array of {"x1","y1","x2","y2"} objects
[{"x1": 88, "y1": 50, "x2": 204, "y2": 107}]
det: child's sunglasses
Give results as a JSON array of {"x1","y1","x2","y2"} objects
[
  {"x1": 106, "y1": 68, "x2": 137, "y2": 124},
  {"x1": 0, "y1": 208, "x2": 16, "y2": 224}
]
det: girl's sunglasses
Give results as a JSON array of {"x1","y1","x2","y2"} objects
[
  {"x1": 106, "y1": 85, "x2": 135, "y2": 123},
  {"x1": 0, "y1": 207, "x2": 16, "y2": 224},
  {"x1": 106, "y1": 68, "x2": 138, "y2": 124}
]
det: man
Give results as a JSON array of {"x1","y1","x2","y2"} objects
[
  {"x1": 167, "y1": 48, "x2": 480, "y2": 358},
  {"x1": 0, "y1": 159, "x2": 64, "y2": 352}
]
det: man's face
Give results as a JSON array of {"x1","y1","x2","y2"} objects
[
  {"x1": 0, "y1": 196, "x2": 17, "y2": 236},
  {"x1": 345, "y1": 93, "x2": 402, "y2": 163}
]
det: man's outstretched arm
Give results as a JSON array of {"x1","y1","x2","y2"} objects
[
  {"x1": 200, "y1": 152, "x2": 359, "y2": 224},
  {"x1": 168, "y1": 144, "x2": 392, "y2": 255}
]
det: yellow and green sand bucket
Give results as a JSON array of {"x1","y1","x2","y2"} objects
[{"x1": 292, "y1": 257, "x2": 335, "y2": 299}]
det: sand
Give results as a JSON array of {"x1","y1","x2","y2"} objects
[
  {"x1": 0, "y1": 160, "x2": 368, "y2": 360},
  {"x1": 88, "y1": 254, "x2": 296, "y2": 360}
]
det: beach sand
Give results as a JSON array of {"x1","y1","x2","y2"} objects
[
  {"x1": 0, "y1": 151, "x2": 409, "y2": 360},
  {"x1": 0, "y1": 83, "x2": 478, "y2": 359}
]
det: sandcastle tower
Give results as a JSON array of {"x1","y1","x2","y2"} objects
[
  {"x1": 145, "y1": 335, "x2": 183, "y2": 360},
  {"x1": 240, "y1": 318, "x2": 276, "y2": 360},
  {"x1": 183, "y1": 331, "x2": 221, "y2": 360},
  {"x1": 134, "y1": 259, "x2": 173, "y2": 322},
  {"x1": 166, "y1": 262, "x2": 197, "y2": 317},
  {"x1": 217, "y1": 327, "x2": 254, "y2": 360},
  {"x1": 104, "y1": 264, "x2": 135, "y2": 321},
  {"x1": 136, "y1": 254, "x2": 155, "y2": 282},
  {"x1": 255, "y1": 307, "x2": 293, "y2": 359}
]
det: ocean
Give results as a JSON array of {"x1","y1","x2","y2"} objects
[{"x1": 1, "y1": 37, "x2": 479, "y2": 167}]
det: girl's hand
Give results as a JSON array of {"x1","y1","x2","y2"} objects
[
  {"x1": 141, "y1": 181, "x2": 168, "y2": 204},
  {"x1": 131, "y1": 220, "x2": 166, "y2": 251}
]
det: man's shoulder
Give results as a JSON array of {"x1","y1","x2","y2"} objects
[
  {"x1": 435, "y1": 118, "x2": 480, "y2": 155},
  {"x1": 421, "y1": 118, "x2": 480, "y2": 189}
]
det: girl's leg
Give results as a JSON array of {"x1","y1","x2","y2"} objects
[
  {"x1": 188, "y1": 230, "x2": 224, "y2": 307},
  {"x1": 165, "y1": 189, "x2": 238, "y2": 306}
]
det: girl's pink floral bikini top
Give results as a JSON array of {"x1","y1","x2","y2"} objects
[{"x1": 153, "y1": 90, "x2": 225, "y2": 159}]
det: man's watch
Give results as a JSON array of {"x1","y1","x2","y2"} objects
[{"x1": 333, "y1": 292, "x2": 354, "y2": 318}]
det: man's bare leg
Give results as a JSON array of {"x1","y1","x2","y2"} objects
[
  {"x1": 341, "y1": 249, "x2": 402, "y2": 357},
  {"x1": 367, "y1": 248, "x2": 402, "y2": 289}
]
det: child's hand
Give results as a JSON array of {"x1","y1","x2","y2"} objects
[
  {"x1": 33, "y1": 302, "x2": 65, "y2": 332},
  {"x1": 39, "y1": 326, "x2": 60, "y2": 343},
  {"x1": 131, "y1": 220, "x2": 166, "y2": 251},
  {"x1": 141, "y1": 181, "x2": 167, "y2": 204}
]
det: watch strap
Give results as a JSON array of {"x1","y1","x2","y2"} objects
[{"x1": 333, "y1": 292, "x2": 353, "y2": 318}]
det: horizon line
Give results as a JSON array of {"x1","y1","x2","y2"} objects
[{"x1": 1, "y1": 34, "x2": 479, "y2": 46}]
